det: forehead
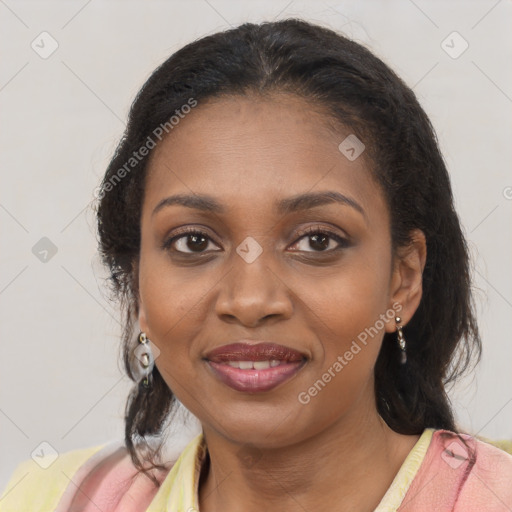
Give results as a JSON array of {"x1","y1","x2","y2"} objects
[{"x1": 143, "y1": 93, "x2": 383, "y2": 220}]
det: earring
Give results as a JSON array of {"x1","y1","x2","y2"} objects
[
  {"x1": 137, "y1": 332, "x2": 155, "y2": 388},
  {"x1": 395, "y1": 317, "x2": 407, "y2": 365}
]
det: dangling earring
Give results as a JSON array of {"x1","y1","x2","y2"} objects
[
  {"x1": 136, "y1": 332, "x2": 155, "y2": 388},
  {"x1": 395, "y1": 317, "x2": 407, "y2": 364}
]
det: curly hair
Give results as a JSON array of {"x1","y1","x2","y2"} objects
[{"x1": 95, "y1": 18, "x2": 482, "y2": 487}]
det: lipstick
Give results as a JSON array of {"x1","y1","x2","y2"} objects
[{"x1": 204, "y1": 341, "x2": 307, "y2": 393}]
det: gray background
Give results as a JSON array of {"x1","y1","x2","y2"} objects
[{"x1": 1, "y1": 0, "x2": 511, "y2": 493}]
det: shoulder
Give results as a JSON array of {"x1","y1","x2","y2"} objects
[
  {"x1": 434, "y1": 429, "x2": 512, "y2": 510},
  {"x1": 61, "y1": 443, "x2": 172, "y2": 512},
  {"x1": 462, "y1": 433, "x2": 512, "y2": 505},
  {"x1": 0, "y1": 440, "x2": 117, "y2": 512},
  {"x1": 434, "y1": 428, "x2": 512, "y2": 470},
  {"x1": 399, "y1": 428, "x2": 512, "y2": 511}
]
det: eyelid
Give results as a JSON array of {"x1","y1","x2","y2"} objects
[
  {"x1": 290, "y1": 225, "x2": 350, "y2": 251},
  {"x1": 161, "y1": 226, "x2": 219, "y2": 251},
  {"x1": 293, "y1": 224, "x2": 349, "y2": 241}
]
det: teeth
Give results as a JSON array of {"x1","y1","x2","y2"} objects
[
  {"x1": 222, "y1": 360, "x2": 285, "y2": 370},
  {"x1": 253, "y1": 360, "x2": 270, "y2": 370}
]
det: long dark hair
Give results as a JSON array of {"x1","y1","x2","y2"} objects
[{"x1": 95, "y1": 18, "x2": 481, "y2": 486}]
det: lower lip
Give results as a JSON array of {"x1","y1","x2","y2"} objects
[{"x1": 206, "y1": 360, "x2": 305, "y2": 392}]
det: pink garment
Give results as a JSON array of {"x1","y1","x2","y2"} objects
[
  {"x1": 56, "y1": 429, "x2": 512, "y2": 511},
  {"x1": 55, "y1": 445, "x2": 169, "y2": 512},
  {"x1": 399, "y1": 429, "x2": 512, "y2": 511}
]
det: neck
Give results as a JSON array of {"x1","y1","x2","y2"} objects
[{"x1": 198, "y1": 398, "x2": 420, "y2": 512}]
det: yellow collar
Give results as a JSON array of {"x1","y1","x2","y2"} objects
[
  {"x1": 146, "y1": 428, "x2": 434, "y2": 511},
  {"x1": 147, "y1": 432, "x2": 206, "y2": 511}
]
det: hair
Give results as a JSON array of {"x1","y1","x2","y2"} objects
[{"x1": 95, "y1": 18, "x2": 482, "y2": 486}]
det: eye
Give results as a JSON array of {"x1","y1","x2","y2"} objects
[
  {"x1": 162, "y1": 227, "x2": 221, "y2": 254},
  {"x1": 162, "y1": 225, "x2": 350, "y2": 255},
  {"x1": 290, "y1": 226, "x2": 350, "y2": 253}
]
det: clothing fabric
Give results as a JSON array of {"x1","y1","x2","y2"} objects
[{"x1": 1, "y1": 428, "x2": 512, "y2": 511}]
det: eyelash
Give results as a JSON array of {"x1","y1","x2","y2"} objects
[{"x1": 161, "y1": 225, "x2": 350, "y2": 255}]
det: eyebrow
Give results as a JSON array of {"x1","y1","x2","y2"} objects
[{"x1": 152, "y1": 191, "x2": 366, "y2": 220}]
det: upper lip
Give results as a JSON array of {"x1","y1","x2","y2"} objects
[{"x1": 205, "y1": 341, "x2": 307, "y2": 363}]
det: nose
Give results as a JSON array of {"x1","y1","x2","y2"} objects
[{"x1": 214, "y1": 250, "x2": 293, "y2": 328}]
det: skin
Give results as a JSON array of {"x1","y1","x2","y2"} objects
[{"x1": 137, "y1": 92, "x2": 427, "y2": 512}]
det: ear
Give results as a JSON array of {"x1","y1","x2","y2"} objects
[{"x1": 385, "y1": 229, "x2": 427, "y2": 333}]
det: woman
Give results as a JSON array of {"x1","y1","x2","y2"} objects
[{"x1": 2, "y1": 18, "x2": 511, "y2": 512}]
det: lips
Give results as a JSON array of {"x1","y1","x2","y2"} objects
[
  {"x1": 205, "y1": 342, "x2": 307, "y2": 363},
  {"x1": 204, "y1": 341, "x2": 307, "y2": 393}
]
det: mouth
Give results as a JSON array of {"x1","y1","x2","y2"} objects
[{"x1": 204, "y1": 341, "x2": 308, "y2": 393}]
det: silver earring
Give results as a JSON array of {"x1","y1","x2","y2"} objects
[
  {"x1": 395, "y1": 317, "x2": 407, "y2": 365},
  {"x1": 137, "y1": 332, "x2": 155, "y2": 388}
]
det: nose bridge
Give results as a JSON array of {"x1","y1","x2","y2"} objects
[
  {"x1": 214, "y1": 236, "x2": 292, "y2": 324},
  {"x1": 233, "y1": 240, "x2": 274, "y2": 292},
  {"x1": 231, "y1": 235, "x2": 278, "y2": 300}
]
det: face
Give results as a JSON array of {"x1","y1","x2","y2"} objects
[{"x1": 137, "y1": 93, "x2": 414, "y2": 448}]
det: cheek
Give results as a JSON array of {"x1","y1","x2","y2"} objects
[
  {"x1": 138, "y1": 258, "x2": 210, "y2": 381},
  {"x1": 292, "y1": 248, "x2": 392, "y2": 398},
  {"x1": 301, "y1": 255, "x2": 391, "y2": 342},
  {"x1": 139, "y1": 241, "x2": 216, "y2": 331},
  {"x1": 303, "y1": 291, "x2": 385, "y2": 389},
  {"x1": 292, "y1": 277, "x2": 388, "y2": 425}
]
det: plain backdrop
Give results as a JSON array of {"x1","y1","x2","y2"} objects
[{"x1": 1, "y1": 0, "x2": 511, "y2": 493}]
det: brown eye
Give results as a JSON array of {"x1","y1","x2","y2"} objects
[
  {"x1": 290, "y1": 227, "x2": 350, "y2": 253},
  {"x1": 162, "y1": 229, "x2": 221, "y2": 254}
]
